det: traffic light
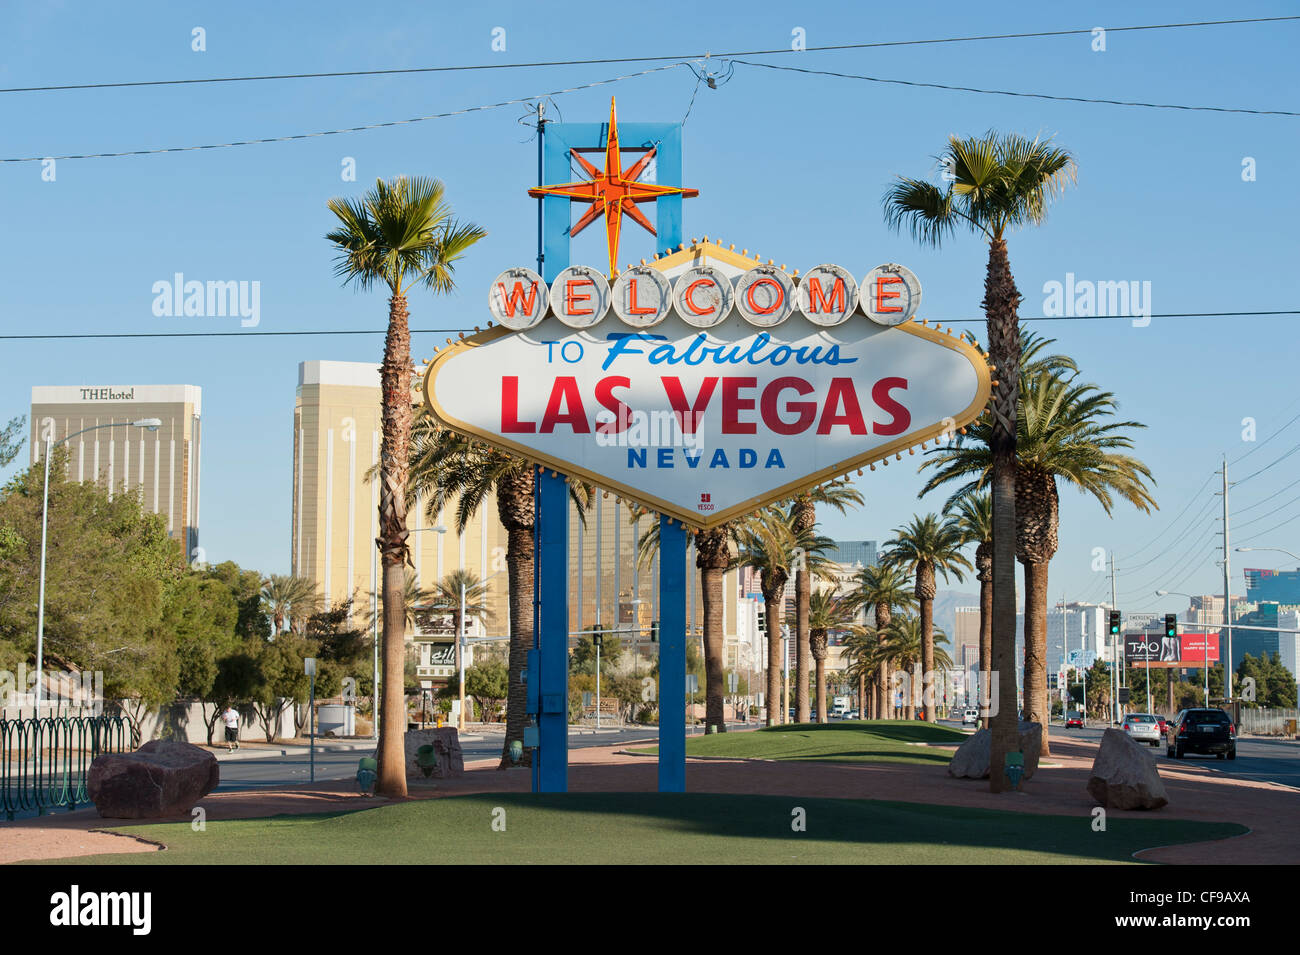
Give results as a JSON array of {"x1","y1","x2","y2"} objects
[
  {"x1": 1048, "y1": 672, "x2": 1058, "y2": 691},
  {"x1": 1108, "y1": 610, "x2": 1122, "y2": 637},
  {"x1": 1164, "y1": 613, "x2": 1178, "y2": 640},
  {"x1": 593, "y1": 632, "x2": 603, "y2": 649},
  {"x1": 756, "y1": 607, "x2": 767, "y2": 636},
  {"x1": 649, "y1": 620, "x2": 659, "y2": 643}
]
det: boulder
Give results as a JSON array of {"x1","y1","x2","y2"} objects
[
  {"x1": 403, "y1": 727, "x2": 464, "y2": 778},
  {"x1": 88, "y1": 740, "x2": 219, "y2": 818},
  {"x1": 947, "y1": 721, "x2": 1044, "y2": 780},
  {"x1": 1087, "y1": 728, "x2": 1169, "y2": 810}
]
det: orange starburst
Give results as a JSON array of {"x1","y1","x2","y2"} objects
[{"x1": 529, "y1": 98, "x2": 699, "y2": 275}]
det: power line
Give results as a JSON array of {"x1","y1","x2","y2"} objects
[
  {"x1": 1116, "y1": 470, "x2": 1216, "y2": 562},
  {"x1": 1233, "y1": 441, "x2": 1300, "y2": 486},
  {"x1": 0, "y1": 63, "x2": 688, "y2": 163},
  {"x1": 732, "y1": 60, "x2": 1300, "y2": 117},
  {"x1": 1236, "y1": 474, "x2": 1300, "y2": 514},
  {"x1": 5, "y1": 17, "x2": 1294, "y2": 95},
  {"x1": 1230, "y1": 405, "x2": 1300, "y2": 465},
  {"x1": 2, "y1": 309, "x2": 1297, "y2": 340}
]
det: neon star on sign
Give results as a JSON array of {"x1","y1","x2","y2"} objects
[{"x1": 528, "y1": 97, "x2": 699, "y2": 276}]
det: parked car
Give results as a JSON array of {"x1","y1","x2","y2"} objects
[
  {"x1": 961, "y1": 707, "x2": 980, "y2": 726},
  {"x1": 1167, "y1": 708, "x2": 1237, "y2": 760},
  {"x1": 1065, "y1": 711, "x2": 1084, "y2": 729},
  {"x1": 1122, "y1": 712, "x2": 1162, "y2": 746}
]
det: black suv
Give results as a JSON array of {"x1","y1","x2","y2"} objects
[{"x1": 1166, "y1": 708, "x2": 1237, "y2": 760}]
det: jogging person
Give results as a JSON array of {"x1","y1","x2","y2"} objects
[{"x1": 221, "y1": 705, "x2": 240, "y2": 752}]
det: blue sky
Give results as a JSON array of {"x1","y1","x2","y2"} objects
[{"x1": 2, "y1": 1, "x2": 1298, "y2": 617}]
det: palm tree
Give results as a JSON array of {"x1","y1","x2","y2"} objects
[
  {"x1": 326, "y1": 176, "x2": 485, "y2": 796},
  {"x1": 635, "y1": 515, "x2": 746, "y2": 733},
  {"x1": 880, "y1": 515, "x2": 971, "y2": 722},
  {"x1": 879, "y1": 615, "x2": 952, "y2": 719},
  {"x1": 807, "y1": 589, "x2": 865, "y2": 721},
  {"x1": 849, "y1": 563, "x2": 917, "y2": 719},
  {"x1": 789, "y1": 479, "x2": 864, "y2": 723},
  {"x1": 948, "y1": 492, "x2": 993, "y2": 727},
  {"x1": 884, "y1": 131, "x2": 1075, "y2": 789},
  {"x1": 840, "y1": 628, "x2": 879, "y2": 718},
  {"x1": 734, "y1": 507, "x2": 835, "y2": 726},
  {"x1": 922, "y1": 369, "x2": 1155, "y2": 754},
  {"x1": 261, "y1": 574, "x2": 317, "y2": 637},
  {"x1": 408, "y1": 412, "x2": 589, "y2": 767}
]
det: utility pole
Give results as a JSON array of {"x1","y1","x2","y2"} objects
[
  {"x1": 1220, "y1": 457, "x2": 1234, "y2": 705},
  {"x1": 1110, "y1": 552, "x2": 1119, "y2": 724}
]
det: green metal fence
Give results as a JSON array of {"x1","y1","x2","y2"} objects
[{"x1": 0, "y1": 715, "x2": 129, "y2": 820}]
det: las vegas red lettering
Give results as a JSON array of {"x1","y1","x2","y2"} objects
[{"x1": 500, "y1": 375, "x2": 909, "y2": 437}]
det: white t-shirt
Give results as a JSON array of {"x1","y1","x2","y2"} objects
[{"x1": 222, "y1": 708, "x2": 239, "y2": 729}]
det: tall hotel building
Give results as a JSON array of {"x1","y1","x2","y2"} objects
[
  {"x1": 293, "y1": 360, "x2": 743, "y2": 661},
  {"x1": 30, "y1": 385, "x2": 202, "y2": 557}
]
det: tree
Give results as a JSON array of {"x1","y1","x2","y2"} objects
[
  {"x1": 733, "y1": 506, "x2": 834, "y2": 726},
  {"x1": 948, "y1": 491, "x2": 993, "y2": 727},
  {"x1": 326, "y1": 175, "x2": 485, "y2": 796},
  {"x1": 0, "y1": 415, "x2": 25, "y2": 468},
  {"x1": 849, "y1": 563, "x2": 917, "y2": 719},
  {"x1": 922, "y1": 369, "x2": 1154, "y2": 754},
  {"x1": 463, "y1": 659, "x2": 509, "y2": 722},
  {"x1": 877, "y1": 615, "x2": 952, "y2": 720},
  {"x1": 788, "y1": 479, "x2": 864, "y2": 723},
  {"x1": 807, "y1": 589, "x2": 864, "y2": 721},
  {"x1": 250, "y1": 632, "x2": 314, "y2": 741},
  {"x1": 884, "y1": 131, "x2": 1076, "y2": 790},
  {"x1": 408, "y1": 411, "x2": 589, "y2": 767},
  {"x1": 261, "y1": 574, "x2": 318, "y2": 637},
  {"x1": 880, "y1": 514, "x2": 970, "y2": 723},
  {"x1": 571, "y1": 629, "x2": 623, "y2": 676}
]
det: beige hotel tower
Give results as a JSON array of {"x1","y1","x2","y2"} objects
[
  {"x1": 292, "y1": 360, "x2": 744, "y2": 662},
  {"x1": 30, "y1": 385, "x2": 202, "y2": 558}
]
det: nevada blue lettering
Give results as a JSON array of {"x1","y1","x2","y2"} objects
[{"x1": 625, "y1": 448, "x2": 787, "y2": 469}]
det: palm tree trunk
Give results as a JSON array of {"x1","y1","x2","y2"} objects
[
  {"x1": 498, "y1": 469, "x2": 535, "y2": 768},
  {"x1": 978, "y1": 555, "x2": 993, "y2": 730},
  {"x1": 857, "y1": 671, "x2": 866, "y2": 720},
  {"x1": 793, "y1": 497, "x2": 814, "y2": 723},
  {"x1": 919, "y1": 596, "x2": 935, "y2": 722},
  {"x1": 1022, "y1": 559, "x2": 1051, "y2": 756},
  {"x1": 985, "y1": 237, "x2": 1022, "y2": 793},
  {"x1": 765, "y1": 594, "x2": 783, "y2": 726},
  {"x1": 376, "y1": 292, "x2": 412, "y2": 798},
  {"x1": 702, "y1": 563, "x2": 727, "y2": 731}
]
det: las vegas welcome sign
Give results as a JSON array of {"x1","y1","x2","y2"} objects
[{"x1": 423, "y1": 240, "x2": 992, "y2": 528}]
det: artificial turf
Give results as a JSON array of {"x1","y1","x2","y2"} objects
[
  {"x1": 629, "y1": 719, "x2": 971, "y2": 764},
  {"x1": 47, "y1": 792, "x2": 1244, "y2": 865}
]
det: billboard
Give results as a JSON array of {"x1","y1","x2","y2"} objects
[
  {"x1": 1124, "y1": 632, "x2": 1219, "y2": 664},
  {"x1": 425, "y1": 241, "x2": 992, "y2": 528}
]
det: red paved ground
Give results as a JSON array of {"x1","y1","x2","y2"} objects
[{"x1": 3, "y1": 733, "x2": 1294, "y2": 864}]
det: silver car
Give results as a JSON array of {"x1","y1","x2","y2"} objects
[{"x1": 1123, "y1": 713, "x2": 1162, "y2": 746}]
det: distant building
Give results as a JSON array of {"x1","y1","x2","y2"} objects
[
  {"x1": 825, "y1": 540, "x2": 877, "y2": 569},
  {"x1": 1245, "y1": 568, "x2": 1300, "y2": 606},
  {"x1": 30, "y1": 384, "x2": 202, "y2": 558}
]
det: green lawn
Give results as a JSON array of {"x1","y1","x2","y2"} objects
[
  {"x1": 47, "y1": 793, "x2": 1243, "y2": 865},
  {"x1": 630, "y1": 720, "x2": 970, "y2": 764}
]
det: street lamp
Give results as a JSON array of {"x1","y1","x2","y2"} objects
[
  {"x1": 459, "y1": 567, "x2": 506, "y2": 732},
  {"x1": 1156, "y1": 590, "x2": 1208, "y2": 707},
  {"x1": 1236, "y1": 546, "x2": 1300, "y2": 563},
  {"x1": 35, "y1": 419, "x2": 161, "y2": 710}
]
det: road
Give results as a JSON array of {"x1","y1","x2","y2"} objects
[
  {"x1": 940, "y1": 719, "x2": 1300, "y2": 789},
  {"x1": 214, "y1": 722, "x2": 756, "y2": 791}
]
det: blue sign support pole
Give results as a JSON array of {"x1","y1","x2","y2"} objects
[
  {"x1": 536, "y1": 467, "x2": 570, "y2": 792},
  {"x1": 658, "y1": 517, "x2": 687, "y2": 792},
  {"x1": 535, "y1": 116, "x2": 687, "y2": 794}
]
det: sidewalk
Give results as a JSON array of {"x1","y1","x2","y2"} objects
[{"x1": 205, "y1": 733, "x2": 490, "y2": 761}]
